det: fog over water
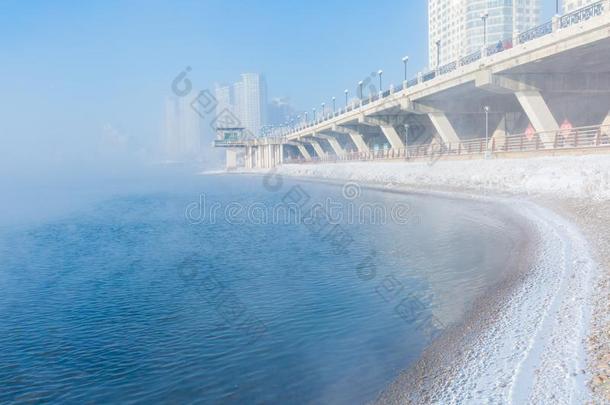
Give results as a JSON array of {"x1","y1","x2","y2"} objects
[{"x1": 0, "y1": 174, "x2": 527, "y2": 404}]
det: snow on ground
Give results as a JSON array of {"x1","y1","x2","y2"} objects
[
  {"x1": 272, "y1": 154, "x2": 609, "y2": 403},
  {"x1": 431, "y1": 201, "x2": 593, "y2": 403},
  {"x1": 276, "y1": 154, "x2": 610, "y2": 201}
]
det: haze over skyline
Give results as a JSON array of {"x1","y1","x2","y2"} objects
[{"x1": 1, "y1": 0, "x2": 558, "y2": 175}]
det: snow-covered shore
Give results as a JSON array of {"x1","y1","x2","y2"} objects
[
  {"x1": 271, "y1": 154, "x2": 610, "y2": 403},
  {"x1": 276, "y1": 154, "x2": 610, "y2": 201}
]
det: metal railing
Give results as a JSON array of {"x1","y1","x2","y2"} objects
[
  {"x1": 286, "y1": 125, "x2": 610, "y2": 164},
  {"x1": 459, "y1": 49, "x2": 482, "y2": 66},
  {"x1": 407, "y1": 77, "x2": 419, "y2": 88},
  {"x1": 271, "y1": 3, "x2": 609, "y2": 139},
  {"x1": 486, "y1": 39, "x2": 513, "y2": 56},
  {"x1": 560, "y1": 1, "x2": 606, "y2": 29},
  {"x1": 518, "y1": 20, "x2": 553, "y2": 44},
  {"x1": 422, "y1": 70, "x2": 436, "y2": 82},
  {"x1": 438, "y1": 61, "x2": 457, "y2": 75}
]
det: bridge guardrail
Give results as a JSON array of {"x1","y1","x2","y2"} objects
[
  {"x1": 422, "y1": 70, "x2": 436, "y2": 82},
  {"x1": 459, "y1": 50, "x2": 481, "y2": 66},
  {"x1": 518, "y1": 21, "x2": 553, "y2": 44},
  {"x1": 287, "y1": 125, "x2": 610, "y2": 164},
  {"x1": 273, "y1": 3, "x2": 609, "y2": 139},
  {"x1": 438, "y1": 61, "x2": 457, "y2": 75},
  {"x1": 560, "y1": 1, "x2": 606, "y2": 29}
]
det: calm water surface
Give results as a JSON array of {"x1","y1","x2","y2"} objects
[{"x1": 0, "y1": 174, "x2": 524, "y2": 404}]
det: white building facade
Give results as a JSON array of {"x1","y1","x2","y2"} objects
[
  {"x1": 214, "y1": 73, "x2": 267, "y2": 137},
  {"x1": 563, "y1": 0, "x2": 597, "y2": 13},
  {"x1": 428, "y1": 0, "x2": 542, "y2": 68}
]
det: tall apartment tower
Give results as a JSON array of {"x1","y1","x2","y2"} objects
[
  {"x1": 428, "y1": 0, "x2": 542, "y2": 68},
  {"x1": 234, "y1": 73, "x2": 267, "y2": 137},
  {"x1": 214, "y1": 73, "x2": 267, "y2": 137}
]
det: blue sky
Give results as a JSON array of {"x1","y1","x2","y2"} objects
[{"x1": 0, "y1": 0, "x2": 557, "y2": 171}]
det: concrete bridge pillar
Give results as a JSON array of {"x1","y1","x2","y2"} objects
[
  {"x1": 427, "y1": 112, "x2": 461, "y2": 145},
  {"x1": 476, "y1": 71, "x2": 558, "y2": 146},
  {"x1": 296, "y1": 144, "x2": 312, "y2": 161},
  {"x1": 359, "y1": 116, "x2": 405, "y2": 149},
  {"x1": 347, "y1": 131, "x2": 370, "y2": 153},
  {"x1": 226, "y1": 149, "x2": 237, "y2": 170},
  {"x1": 316, "y1": 133, "x2": 345, "y2": 156},
  {"x1": 306, "y1": 139, "x2": 326, "y2": 158},
  {"x1": 258, "y1": 145, "x2": 264, "y2": 169},
  {"x1": 379, "y1": 126, "x2": 405, "y2": 149},
  {"x1": 325, "y1": 137, "x2": 344, "y2": 156},
  {"x1": 332, "y1": 124, "x2": 370, "y2": 153},
  {"x1": 600, "y1": 110, "x2": 610, "y2": 127},
  {"x1": 515, "y1": 90, "x2": 559, "y2": 145}
]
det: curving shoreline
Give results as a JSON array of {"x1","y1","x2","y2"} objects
[{"x1": 260, "y1": 158, "x2": 610, "y2": 403}]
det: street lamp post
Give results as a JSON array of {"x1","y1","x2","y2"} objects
[
  {"x1": 378, "y1": 70, "x2": 383, "y2": 93},
  {"x1": 313, "y1": 107, "x2": 316, "y2": 122},
  {"x1": 484, "y1": 106, "x2": 490, "y2": 158},
  {"x1": 402, "y1": 56, "x2": 409, "y2": 83},
  {"x1": 344, "y1": 89, "x2": 349, "y2": 107},
  {"x1": 321, "y1": 103, "x2": 325, "y2": 119},
  {"x1": 481, "y1": 12, "x2": 489, "y2": 50},
  {"x1": 305, "y1": 111, "x2": 308, "y2": 123}
]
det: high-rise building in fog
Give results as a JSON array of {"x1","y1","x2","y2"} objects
[
  {"x1": 162, "y1": 97, "x2": 201, "y2": 161},
  {"x1": 268, "y1": 97, "x2": 297, "y2": 126},
  {"x1": 428, "y1": 0, "x2": 542, "y2": 68},
  {"x1": 214, "y1": 73, "x2": 267, "y2": 137},
  {"x1": 214, "y1": 83, "x2": 233, "y2": 116}
]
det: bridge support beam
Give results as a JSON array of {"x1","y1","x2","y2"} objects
[
  {"x1": 253, "y1": 147, "x2": 258, "y2": 168},
  {"x1": 359, "y1": 116, "x2": 405, "y2": 149},
  {"x1": 276, "y1": 144, "x2": 284, "y2": 166},
  {"x1": 379, "y1": 126, "x2": 405, "y2": 149},
  {"x1": 259, "y1": 145, "x2": 266, "y2": 168},
  {"x1": 601, "y1": 110, "x2": 610, "y2": 127},
  {"x1": 349, "y1": 132, "x2": 370, "y2": 153},
  {"x1": 296, "y1": 144, "x2": 312, "y2": 161},
  {"x1": 427, "y1": 112, "x2": 461, "y2": 145},
  {"x1": 225, "y1": 149, "x2": 237, "y2": 170},
  {"x1": 306, "y1": 139, "x2": 326, "y2": 158},
  {"x1": 316, "y1": 133, "x2": 345, "y2": 156},
  {"x1": 244, "y1": 146, "x2": 250, "y2": 169},
  {"x1": 476, "y1": 71, "x2": 558, "y2": 146},
  {"x1": 332, "y1": 125, "x2": 370, "y2": 153},
  {"x1": 515, "y1": 90, "x2": 559, "y2": 132},
  {"x1": 396, "y1": 100, "x2": 461, "y2": 146}
]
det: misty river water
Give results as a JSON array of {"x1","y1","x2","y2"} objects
[{"x1": 0, "y1": 173, "x2": 525, "y2": 404}]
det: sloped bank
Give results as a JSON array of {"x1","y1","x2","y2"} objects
[{"x1": 274, "y1": 155, "x2": 610, "y2": 403}]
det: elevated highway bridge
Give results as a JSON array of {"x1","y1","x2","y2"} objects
[{"x1": 218, "y1": 1, "x2": 610, "y2": 169}]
